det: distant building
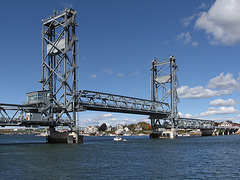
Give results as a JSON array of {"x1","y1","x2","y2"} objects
[
  {"x1": 220, "y1": 121, "x2": 232, "y2": 127},
  {"x1": 135, "y1": 125, "x2": 142, "y2": 131},
  {"x1": 115, "y1": 124, "x2": 124, "y2": 135},
  {"x1": 116, "y1": 124, "x2": 124, "y2": 131},
  {"x1": 84, "y1": 126, "x2": 99, "y2": 134},
  {"x1": 124, "y1": 127, "x2": 130, "y2": 132},
  {"x1": 106, "y1": 126, "x2": 113, "y2": 132}
]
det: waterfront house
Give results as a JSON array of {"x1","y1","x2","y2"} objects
[
  {"x1": 84, "y1": 126, "x2": 99, "y2": 135},
  {"x1": 135, "y1": 125, "x2": 142, "y2": 131},
  {"x1": 220, "y1": 121, "x2": 232, "y2": 127}
]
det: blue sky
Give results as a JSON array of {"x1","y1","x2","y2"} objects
[{"x1": 1, "y1": 0, "x2": 240, "y2": 127}]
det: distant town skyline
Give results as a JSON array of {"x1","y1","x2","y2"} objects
[{"x1": 1, "y1": 0, "x2": 240, "y2": 126}]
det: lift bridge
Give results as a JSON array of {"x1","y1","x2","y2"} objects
[{"x1": 0, "y1": 9, "x2": 214, "y2": 140}]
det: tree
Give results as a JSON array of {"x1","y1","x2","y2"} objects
[
  {"x1": 98, "y1": 123, "x2": 107, "y2": 131},
  {"x1": 127, "y1": 124, "x2": 136, "y2": 131},
  {"x1": 147, "y1": 124, "x2": 151, "y2": 130},
  {"x1": 137, "y1": 122, "x2": 148, "y2": 131}
]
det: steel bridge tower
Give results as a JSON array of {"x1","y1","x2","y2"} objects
[
  {"x1": 40, "y1": 9, "x2": 78, "y2": 129},
  {"x1": 150, "y1": 56, "x2": 180, "y2": 131}
]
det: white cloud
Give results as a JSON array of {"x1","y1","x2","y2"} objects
[
  {"x1": 176, "y1": 32, "x2": 198, "y2": 47},
  {"x1": 117, "y1": 73, "x2": 124, "y2": 77},
  {"x1": 197, "y1": 3, "x2": 206, "y2": 10},
  {"x1": 178, "y1": 85, "x2": 230, "y2": 99},
  {"x1": 129, "y1": 70, "x2": 140, "y2": 76},
  {"x1": 182, "y1": 15, "x2": 196, "y2": 27},
  {"x1": 176, "y1": 32, "x2": 192, "y2": 44},
  {"x1": 207, "y1": 73, "x2": 240, "y2": 91},
  {"x1": 195, "y1": 0, "x2": 240, "y2": 45},
  {"x1": 192, "y1": 41, "x2": 198, "y2": 47},
  {"x1": 178, "y1": 112, "x2": 193, "y2": 118},
  {"x1": 103, "y1": 69, "x2": 113, "y2": 74},
  {"x1": 210, "y1": 98, "x2": 238, "y2": 106},
  {"x1": 79, "y1": 113, "x2": 149, "y2": 127},
  {"x1": 200, "y1": 106, "x2": 239, "y2": 116},
  {"x1": 79, "y1": 113, "x2": 116, "y2": 126},
  {"x1": 179, "y1": 73, "x2": 240, "y2": 99},
  {"x1": 90, "y1": 74, "x2": 97, "y2": 78},
  {"x1": 203, "y1": 114, "x2": 240, "y2": 123},
  {"x1": 101, "y1": 113, "x2": 113, "y2": 118}
]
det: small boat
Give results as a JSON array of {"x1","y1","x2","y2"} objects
[
  {"x1": 113, "y1": 136, "x2": 122, "y2": 141},
  {"x1": 177, "y1": 133, "x2": 190, "y2": 137},
  {"x1": 36, "y1": 132, "x2": 49, "y2": 137}
]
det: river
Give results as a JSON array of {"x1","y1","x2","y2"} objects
[{"x1": 0, "y1": 134, "x2": 240, "y2": 179}]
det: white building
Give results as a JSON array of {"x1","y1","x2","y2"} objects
[
  {"x1": 135, "y1": 125, "x2": 142, "y2": 131},
  {"x1": 115, "y1": 124, "x2": 124, "y2": 135},
  {"x1": 124, "y1": 127, "x2": 130, "y2": 132},
  {"x1": 220, "y1": 121, "x2": 232, "y2": 127},
  {"x1": 116, "y1": 124, "x2": 124, "y2": 131},
  {"x1": 84, "y1": 126, "x2": 99, "y2": 134},
  {"x1": 106, "y1": 126, "x2": 113, "y2": 132}
]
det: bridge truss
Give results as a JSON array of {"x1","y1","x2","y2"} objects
[
  {"x1": 0, "y1": 9, "x2": 215, "y2": 131},
  {"x1": 77, "y1": 90, "x2": 169, "y2": 117},
  {"x1": 150, "y1": 56, "x2": 181, "y2": 130}
]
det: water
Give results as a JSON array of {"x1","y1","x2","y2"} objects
[{"x1": 1, "y1": 134, "x2": 240, "y2": 179}]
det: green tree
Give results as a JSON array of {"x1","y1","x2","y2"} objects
[
  {"x1": 128, "y1": 124, "x2": 136, "y2": 131},
  {"x1": 137, "y1": 122, "x2": 148, "y2": 131}
]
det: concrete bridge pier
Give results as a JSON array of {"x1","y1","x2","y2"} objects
[
  {"x1": 150, "y1": 128, "x2": 178, "y2": 139},
  {"x1": 200, "y1": 129, "x2": 214, "y2": 136},
  {"x1": 47, "y1": 127, "x2": 83, "y2": 143},
  {"x1": 162, "y1": 128, "x2": 178, "y2": 139}
]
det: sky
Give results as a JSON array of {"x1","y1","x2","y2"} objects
[{"x1": 1, "y1": 0, "x2": 240, "y2": 127}]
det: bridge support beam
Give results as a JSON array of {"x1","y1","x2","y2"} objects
[{"x1": 47, "y1": 127, "x2": 83, "y2": 143}]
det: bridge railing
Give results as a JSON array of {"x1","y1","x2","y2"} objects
[{"x1": 77, "y1": 90, "x2": 170, "y2": 115}]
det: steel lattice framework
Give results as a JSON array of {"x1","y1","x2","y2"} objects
[
  {"x1": 150, "y1": 56, "x2": 180, "y2": 129},
  {"x1": 77, "y1": 90, "x2": 169, "y2": 117},
  {"x1": 0, "y1": 9, "x2": 216, "y2": 131},
  {"x1": 178, "y1": 118, "x2": 215, "y2": 129},
  {"x1": 40, "y1": 9, "x2": 78, "y2": 128}
]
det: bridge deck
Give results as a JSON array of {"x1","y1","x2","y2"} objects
[
  {"x1": 78, "y1": 90, "x2": 169, "y2": 118},
  {"x1": 0, "y1": 91, "x2": 215, "y2": 129}
]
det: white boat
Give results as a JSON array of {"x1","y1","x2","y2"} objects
[
  {"x1": 177, "y1": 133, "x2": 190, "y2": 137},
  {"x1": 36, "y1": 132, "x2": 49, "y2": 137},
  {"x1": 113, "y1": 136, "x2": 122, "y2": 141}
]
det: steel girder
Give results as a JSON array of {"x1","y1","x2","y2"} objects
[
  {"x1": 77, "y1": 90, "x2": 169, "y2": 117},
  {"x1": 0, "y1": 103, "x2": 72, "y2": 127},
  {"x1": 151, "y1": 118, "x2": 215, "y2": 130},
  {"x1": 177, "y1": 118, "x2": 215, "y2": 129}
]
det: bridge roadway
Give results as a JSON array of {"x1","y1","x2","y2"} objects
[
  {"x1": 0, "y1": 90, "x2": 215, "y2": 129},
  {"x1": 77, "y1": 90, "x2": 169, "y2": 118},
  {"x1": 0, "y1": 90, "x2": 169, "y2": 127}
]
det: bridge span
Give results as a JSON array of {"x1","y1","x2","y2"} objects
[{"x1": 0, "y1": 8, "x2": 216, "y2": 142}]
